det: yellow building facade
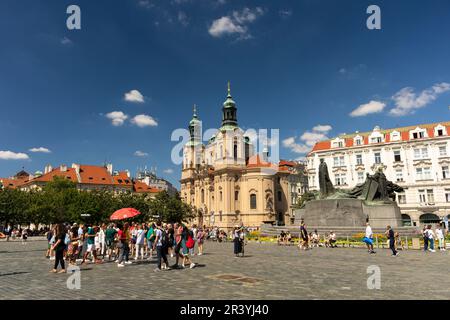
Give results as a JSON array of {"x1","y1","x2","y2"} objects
[{"x1": 180, "y1": 85, "x2": 292, "y2": 230}]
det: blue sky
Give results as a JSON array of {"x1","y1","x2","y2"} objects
[{"x1": 1, "y1": 0, "x2": 450, "y2": 187}]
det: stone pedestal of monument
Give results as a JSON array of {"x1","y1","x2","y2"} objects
[{"x1": 295, "y1": 198, "x2": 402, "y2": 229}]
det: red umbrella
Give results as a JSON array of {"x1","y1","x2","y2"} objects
[{"x1": 110, "y1": 208, "x2": 141, "y2": 221}]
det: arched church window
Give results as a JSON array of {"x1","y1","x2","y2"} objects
[{"x1": 250, "y1": 194, "x2": 257, "y2": 209}]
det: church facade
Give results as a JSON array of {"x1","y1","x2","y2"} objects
[{"x1": 180, "y1": 84, "x2": 294, "y2": 230}]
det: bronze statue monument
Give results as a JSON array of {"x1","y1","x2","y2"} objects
[{"x1": 318, "y1": 159, "x2": 335, "y2": 198}]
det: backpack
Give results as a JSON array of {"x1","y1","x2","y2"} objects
[
  {"x1": 186, "y1": 234, "x2": 195, "y2": 249},
  {"x1": 160, "y1": 229, "x2": 170, "y2": 248},
  {"x1": 64, "y1": 233, "x2": 70, "y2": 245}
]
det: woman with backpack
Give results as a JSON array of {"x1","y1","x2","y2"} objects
[
  {"x1": 153, "y1": 220, "x2": 170, "y2": 272},
  {"x1": 181, "y1": 225, "x2": 196, "y2": 269}
]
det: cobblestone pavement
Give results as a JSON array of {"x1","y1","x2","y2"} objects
[{"x1": 1, "y1": 239, "x2": 449, "y2": 300}]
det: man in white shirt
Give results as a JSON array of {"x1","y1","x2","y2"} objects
[
  {"x1": 364, "y1": 222, "x2": 376, "y2": 254},
  {"x1": 435, "y1": 225, "x2": 445, "y2": 251}
]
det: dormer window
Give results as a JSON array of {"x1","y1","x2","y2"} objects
[
  {"x1": 434, "y1": 124, "x2": 447, "y2": 137},
  {"x1": 354, "y1": 135, "x2": 363, "y2": 146},
  {"x1": 411, "y1": 127, "x2": 427, "y2": 140},
  {"x1": 331, "y1": 138, "x2": 345, "y2": 149},
  {"x1": 371, "y1": 137, "x2": 382, "y2": 143},
  {"x1": 390, "y1": 131, "x2": 401, "y2": 142}
]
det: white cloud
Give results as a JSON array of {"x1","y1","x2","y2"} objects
[
  {"x1": 106, "y1": 111, "x2": 128, "y2": 126},
  {"x1": 279, "y1": 9, "x2": 292, "y2": 18},
  {"x1": 283, "y1": 124, "x2": 332, "y2": 155},
  {"x1": 350, "y1": 100, "x2": 386, "y2": 117},
  {"x1": 61, "y1": 37, "x2": 73, "y2": 46},
  {"x1": 138, "y1": 0, "x2": 154, "y2": 9},
  {"x1": 163, "y1": 169, "x2": 174, "y2": 174},
  {"x1": 29, "y1": 147, "x2": 51, "y2": 153},
  {"x1": 131, "y1": 114, "x2": 158, "y2": 127},
  {"x1": 124, "y1": 90, "x2": 145, "y2": 103},
  {"x1": 312, "y1": 125, "x2": 332, "y2": 133},
  {"x1": 134, "y1": 150, "x2": 149, "y2": 157},
  {"x1": 390, "y1": 82, "x2": 450, "y2": 116},
  {"x1": 178, "y1": 11, "x2": 189, "y2": 26},
  {"x1": 0, "y1": 151, "x2": 29, "y2": 160},
  {"x1": 208, "y1": 7, "x2": 264, "y2": 39}
]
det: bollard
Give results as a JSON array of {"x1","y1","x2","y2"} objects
[{"x1": 376, "y1": 236, "x2": 379, "y2": 249}]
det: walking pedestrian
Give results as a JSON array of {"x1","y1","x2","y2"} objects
[
  {"x1": 50, "y1": 224, "x2": 67, "y2": 273},
  {"x1": 117, "y1": 223, "x2": 132, "y2": 267},
  {"x1": 427, "y1": 225, "x2": 436, "y2": 252},
  {"x1": 422, "y1": 226, "x2": 429, "y2": 252},
  {"x1": 153, "y1": 221, "x2": 170, "y2": 272},
  {"x1": 363, "y1": 222, "x2": 376, "y2": 254},
  {"x1": 385, "y1": 225, "x2": 399, "y2": 257},
  {"x1": 435, "y1": 225, "x2": 446, "y2": 251}
]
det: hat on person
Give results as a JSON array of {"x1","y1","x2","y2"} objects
[{"x1": 73, "y1": 223, "x2": 78, "y2": 227}]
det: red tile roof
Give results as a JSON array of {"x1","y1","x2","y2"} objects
[
  {"x1": 78, "y1": 165, "x2": 114, "y2": 185},
  {"x1": 113, "y1": 171, "x2": 132, "y2": 187},
  {"x1": 30, "y1": 168, "x2": 78, "y2": 183},
  {"x1": 133, "y1": 181, "x2": 161, "y2": 194}
]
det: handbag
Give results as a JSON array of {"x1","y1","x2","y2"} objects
[{"x1": 186, "y1": 235, "x2": 195, "y2": 249}]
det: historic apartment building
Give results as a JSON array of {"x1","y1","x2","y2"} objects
[
  {"x1": 180, "y1": 84, "x2": 306, "y2": 230},
  {"x1": 306, "y1": 121, "x2": 450, "y2": 227}
]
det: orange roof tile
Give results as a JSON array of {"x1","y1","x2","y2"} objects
[
  {"x1": 133, "y1": 181, "x2": 162, "y2": 194},
  {"x1": 78, "y1": 165, "x2": 114, "y2": 185},
  {"x1": 30, "y1": 168, "x2": 78, "y2": 183}
]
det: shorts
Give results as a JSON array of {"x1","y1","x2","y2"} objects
[
  {"x1": 363, "y1": 237, "x2": 373, "y2": 245},
  {"x1": 147, "y1": 240, "x2": 153, "y2": 249},
  {"x1": 86, "y1": 244, "x2": 95, "y2": 252}
]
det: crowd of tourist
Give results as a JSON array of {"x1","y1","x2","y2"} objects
[{"x1": 45, "y1": 222, "x2": 215, "y2": 274}]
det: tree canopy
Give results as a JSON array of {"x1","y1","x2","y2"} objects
[{"x1": 0, "y1": 177, "x2": 193, "y2": 227}]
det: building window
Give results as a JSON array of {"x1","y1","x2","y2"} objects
[
  {"x1": 250, "y1": 194, "x2": 257, "y2": 209},
  {"x1": 333, "y1": 156, "x2": 345, "y2": 167},
  {"x1": 234, "y1": 143, "x2": 238, "y2": 161},
  {"x1": 370, "y1": 137, "x2": 382, "y2": 143},
  {"x1": 356, "y1": 154, "x2": 363, "y2": 165},
  {"x1": 201, "y1": 189, "x2": 205, "y2": 204},
  {"x1": 418, "y1": 189, "x2": 426, "y2": 203},
  {"x1": 412, "y1": 131, "x2": 425, "y2": 139},
  {"x1": 414, "y1": 148, "x2": 429, "y2": 159},
  {"x1": 357, "y1": 171, "x2": 365, "y2": 183},
  {"x1": 394, "y1": 150, "x2": 401, "y2": 162},
  {"x1": 235, "y1": 190, "x2": 239, "y2": 201},
  {"x1": 220, "y1": 191, "x2": 223, "y2": 202},
  {"x1": 416, "y1": 167, "x2": 431, "y2": 181},
  {"x1": 442, "y1": 166, "x2": 449, "y2": 179},
  {"x1": 439, "y1": 146, "x2": 447, "y2": 156},
  {"x1": 426, "y1": 189, "x2": 435, "y2": 203},
  {"x1": 335, "y1": 174, "x2": 346, "y2": 186},
  {"x1": 355, "y1": 138, "x2": 362, "y2": 146},
  {"x1": 395, "y1": 169, "x2": 404, "y2": 182},
  {"x1": 445, "y1": 189, "x2": 450, "y2": 202},
  {"x1": 397, "y1": 193, "x2": 406, "y2": 204},
  {"x1": 338, "y1": 141, "x2": 343, "y2": 148},
  {"x1": 374, "y1": 152, "x2": 381, "y2": 164},
  {"x1": 437, "y1": 129, "x2": 444, "y2": 136}
]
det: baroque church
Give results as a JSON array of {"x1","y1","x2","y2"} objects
[{"x1": 180, "y1": 84, "x2": 293, "y2": 230}]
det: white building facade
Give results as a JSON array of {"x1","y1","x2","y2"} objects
[{"x1": 307, "y1": 122, "x2": 450, "y2": 227}]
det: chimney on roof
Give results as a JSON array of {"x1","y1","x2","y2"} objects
[
  {"x1": 106, "y1": 163, "x2": 113, "y2": 175},
  {"x1": 60, "y1": 164, "x2": 67, "y2": 172},
  {"x1": 44, "y1": 164, "x2": 52, "y2": 174},
  {"x1": 125, "y1": 170, "x2": 130, "y2": 178},
  {"x1": 72, "y1": 163, "x2": 80, "y2": 174}
]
